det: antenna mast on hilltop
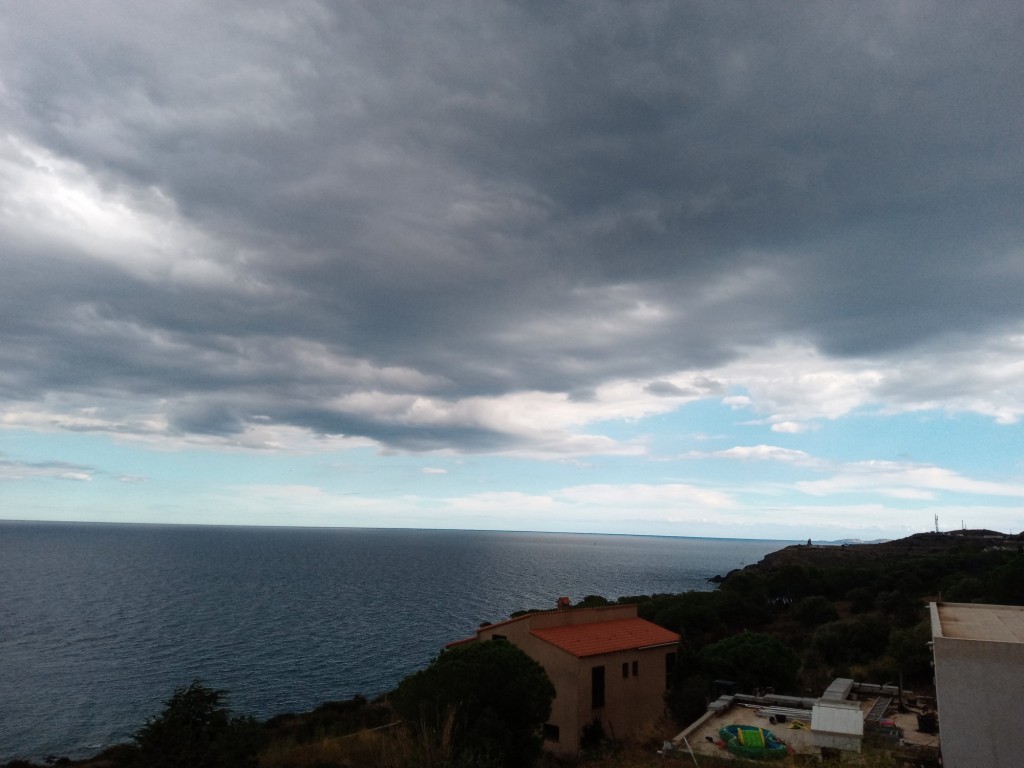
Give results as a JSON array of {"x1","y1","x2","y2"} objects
[{"x1": 935, "y1": 514, "x2": 940, "y2": 534}]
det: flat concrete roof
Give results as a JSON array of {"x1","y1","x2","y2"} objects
[
  {"x1": 673, "y1": 695, "x2": 939, "y2": 759},
  {"x1": 675, "y1": 700, "x2": 818, "y2": 759},
  {"x1": 932, "y1": 602, "x2": 1024, "y2": 643}
]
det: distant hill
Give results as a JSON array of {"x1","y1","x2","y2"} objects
[
  {"x1": 812, "y1": 538, "x2": 891, "y2": 546},
  {"x1": 745, "y1": 529, "x2": 1022, "y2": 572}
]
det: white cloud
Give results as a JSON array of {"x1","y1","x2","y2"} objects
[
  {"x1": 0, "y1": 134, "x2": 258, "y2": 290},
  {"x1": 878, "y1": 333, "x2": 1024, "y2": 424},
  {"x1": 698, "y1": 334, "x2": 1024, "y2": 431},
  {"x1": 326, "y1": 378, "x2": 716, "y2": 458},
  {"x1": 439, "y1": 483, "x2": 739, "y2": 524},
  {"x1": 715, "y1": 342, "x2": 886, "y2": 425},
  {"x1": 687, "y1": 445, "x2": 817, "y2": 465},
  {"x1": 770, "y1": 421, "x2": 812, "y2": 434},
  {"x1": 557, "y1": 483, "x2": 737, "y2": 509},
  {"x1": 795, "y1": 460, "x2": 1024, "y2": 500},
  {"x1": 0, "y1": 458, "x2": 93, "y2": 482}
]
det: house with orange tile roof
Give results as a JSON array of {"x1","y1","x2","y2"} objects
[{"x1": 448, "y1": 601, "x2": 679, "y2": 757}]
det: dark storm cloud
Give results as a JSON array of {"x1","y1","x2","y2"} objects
[
  {"x1": 2, "y1": 1, "x2": 1023, "y2": 449},
  {"x1": 282, "y1": 407, "x2": 526, "y2": 453},
  {"x1": 646, "y1": 381, "x2": 695, "y2": 398}
]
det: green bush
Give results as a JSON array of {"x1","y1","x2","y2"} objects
[
  {"x1": 812, "y1": 616, "x2": 891, "y2": 666},
  {"x1": 875, "y1": 590, "x2": 923, "y2": 627},
  {"x1": 132, "y1": 680, "x2": 264, "y2": 768},
  {"x1": 697, "y1": 631, "x2": 799, "y2": 693},
  {"x1": 665, "y1": 671, "x2": 712, "y2": 726},
  {"x1": 988, "y1": 554, "x2": 1024, "y2": 605},
  {"x1": 792, "y1": 595, "x2": 839, "y2": 627},
  {"x1": 394, "y1": 641, "x2": 555, "y2": 768},
  {"x1": 887, "y1": 620, "x2": 936, "y2": 683}
]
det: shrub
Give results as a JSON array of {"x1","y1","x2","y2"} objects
[
  {"x1": 887, "y1": 620, "x2": 935, "y2": 683},
  {"x1": 812, "y1": 616, "x2": 891, "y2": 666},
  {"x1": 132, "y1": 680, "x2": 264, "y2": 768},
  {"x1": 697, "y1": 632, "x2": 799, "y2": 693},
  {"x1": 394, "y1": 641, "x2": 555, "y2": 768},
  {"x1": 792, "y1": 595, "x2": 839, "y2": 627},
  {"x1": 846, "y1": 586, "x2": 876, "y2": 614},
  {"x1": 875, "y1": 590, "x2": 923, "y2": 627}
]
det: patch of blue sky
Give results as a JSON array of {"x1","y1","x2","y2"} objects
[
  {"x1": 794, "y1": 409, "x2": 1023, "y2": 477},
  {"x1": 403, "y1": 453, "x2": 594, "y2": 495},
  {"x1": 596, "y1": 397, "x2": 761, "y2": 455},
  {"x1": 16, "y1": 432, "x2": 227, "y2": 485}
]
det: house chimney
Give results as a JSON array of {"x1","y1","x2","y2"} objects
[{"x1": 556, "y1": 596, "x2": 571, "y2": 609}]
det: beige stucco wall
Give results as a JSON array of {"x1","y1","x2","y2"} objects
[
  {"x1": 931, "y1": 605, "x2": 1024, "y2": 768},
  {"x1": 580, "y1": 646, "x2": 674, "y2": 741},
  {"x1": 521, "y1": 633, "x2": 585, "y2": 755},
  {"x1": 517, "y1": 639, "x2": 674, "y2": 756}
]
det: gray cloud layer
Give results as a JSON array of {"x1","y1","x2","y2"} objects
[{"x1": 2, "y1": 2, "x2": 1023, "y2": 449}]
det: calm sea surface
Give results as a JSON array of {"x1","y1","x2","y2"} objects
[{"x1": 0, "y1": 521, "x2": 789, "y2": 761}]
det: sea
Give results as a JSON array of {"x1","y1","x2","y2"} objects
[{"x1": 0, "y1": 521, "x2": 790, "y2": 762}]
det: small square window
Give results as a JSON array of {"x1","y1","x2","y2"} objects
[{"x1": 543, "y1": 723, "x2": 560, "y2": 742}]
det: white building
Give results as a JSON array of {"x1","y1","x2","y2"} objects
[
  {"x1": 811, "y1": 678, "x2": 864, "y2": 754},
  {"x1": 930, "y1": 602, "x2": 1024, "y2": 768}
]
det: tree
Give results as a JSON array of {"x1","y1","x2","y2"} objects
[
  {"x1": 845, "y1": 586, "x2": 876, "y2": 614},
  {"x1": 394, "y1": 640, "x2": 555, "y2": 768},
  {"x1": 792, "y1": 595, "x2": 839, "y2": 627},
  {"x1": 812, "y1": 615, "x2": 891, "y2": 666},
  {"x1": 132, "y1": 680, "x2": 264, "y2": 768},
  {"x1": 887, "y1": 620, "x2": 934, "y2": 684},
  {"x1": 875, "y1": 590, "x2": 923, "y2": 627},
  {"x1": 697, "y1": 632, "x2": 799, "y2": 693},
  {"x1": 987, "y1": 554, "x2": 1024, "y2": 605}
]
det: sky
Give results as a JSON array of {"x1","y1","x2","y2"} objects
[{"x1": 2, "y1": 2, "x2": 1023, "y2": 541}]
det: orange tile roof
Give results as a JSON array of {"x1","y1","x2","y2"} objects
[
  {"x1": 530, "y1": 617, "x2": 679, "y2": 657},
  {"x1": 483, "y1": 605, "x2": 631, "y2": 633}
]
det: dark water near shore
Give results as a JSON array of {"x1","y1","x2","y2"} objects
[{"x1": 0, "y1": 521, "x2": 789, "y2": 761}]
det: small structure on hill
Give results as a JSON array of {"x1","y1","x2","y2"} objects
[
  {"x1": 811, "y1": 678, "x2": 864, "y2": 754},
  {"x1": 447, "y1": 601, "x2": 679, "y2": 757}
]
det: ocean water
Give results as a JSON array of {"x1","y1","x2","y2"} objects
[{"x1": 0, "y1": 521, "x2": 789, "y2": 761}]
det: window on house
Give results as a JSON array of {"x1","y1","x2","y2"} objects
[
  {"x1": 665, "y1": 652, "x2": 677, "y2": 689},
  {"x1": 622, "y1": 662, "x2": 629, "y2": 679},
  {"x1": 632, "y1": 660, "x2": 639, "y2": 677},
  {"x1": 543, "y1": 723, "x2": 560, "y2": 742},
  {"x1": 492, "y1": 634, "x2": 507, "y2": 641},
  {"x1": 591, "y1": 665, "x2": 605, "y2": 709}
]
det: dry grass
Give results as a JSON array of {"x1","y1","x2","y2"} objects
[
  {"x1": 258, "y1": 711, "x2": 915, "y2": 768},
  {"x1": 259, "y1": 705, "x2": 464, "y2": 768},
  {"x1": 260, "y1": 729, "x2": 402, "y2": 768}
]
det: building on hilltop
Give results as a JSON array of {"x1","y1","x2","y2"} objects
[
  {"x1": 930, "y1": 601, "x2": 1024, "y2": 768},
  {"x1": 448, "y1": 601, "x2": 679, "y2": 757}
]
